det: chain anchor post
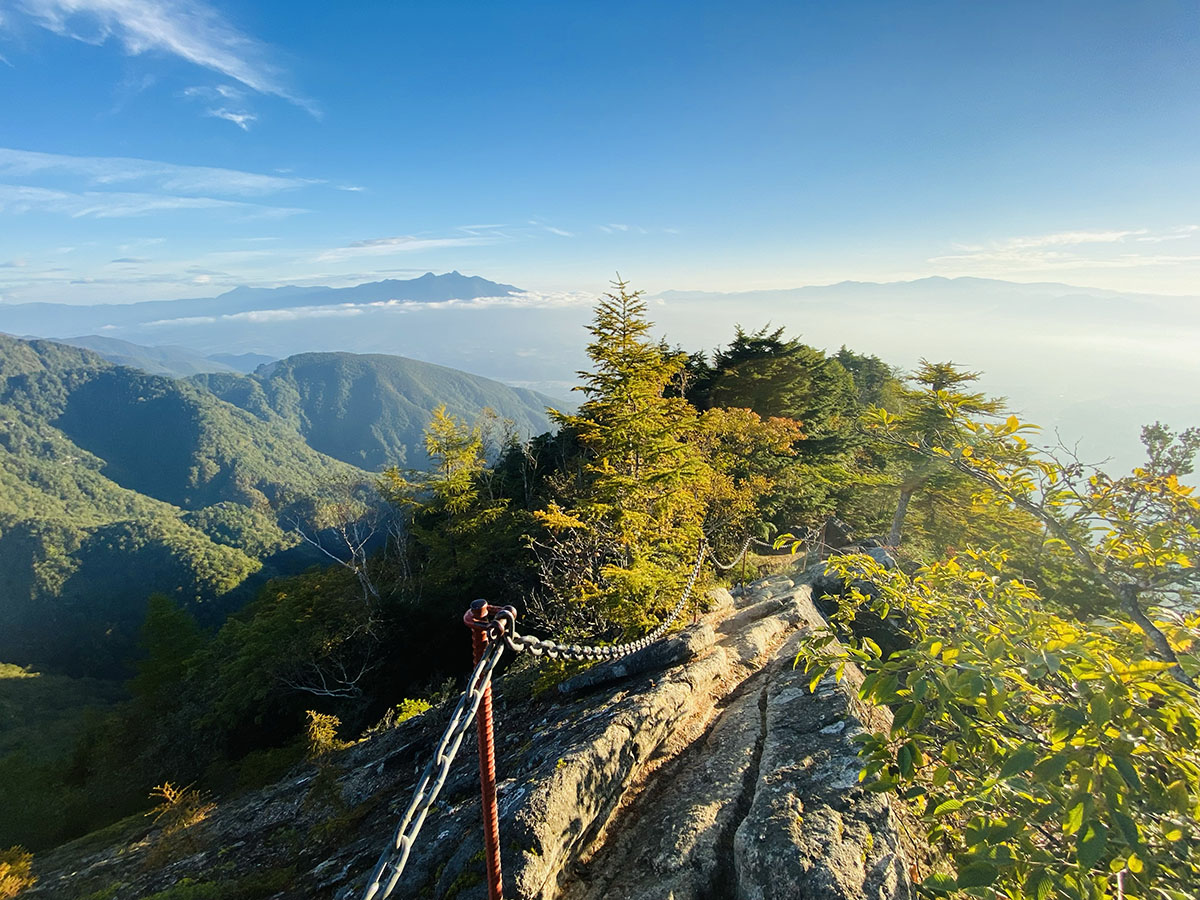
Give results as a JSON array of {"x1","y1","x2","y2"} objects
[{"x1": 465, "y1": 599, "x2": 504, "y2": 900}]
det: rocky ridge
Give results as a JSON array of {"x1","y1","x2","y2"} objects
[{"x1": 26, "y1": 570, "x2": 916, "y2": 900}]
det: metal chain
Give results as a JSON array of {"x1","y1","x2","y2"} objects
[
  {"x1": 361, "y1": 638, "x2": 506, "y2": 900},
  {"x1": 707, "y1": 535, "x2": 754, "y2": 571},
  {"x1": 494, "y1": 540, "x2": 710, "y2": 662},
  {"x1": 361, "y1": 535, "x2": 740, "y2": 897}
]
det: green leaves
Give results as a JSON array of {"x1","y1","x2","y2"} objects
[
  {"x1": 954, "y1": 861, "x2": 998, "y2": 888},
  {"x1": 793, "y1": 547, "x2": 1200, "y2": 900},
  {"x1": 932, "y1": 798, "x2": 964, "y2": 817},
  {"x1": 998, "y1": 743, "x2": 1038, "y2": 779},
  {"x1": 1076, "y1": 821, "x2": 1109, "y2": 871}
]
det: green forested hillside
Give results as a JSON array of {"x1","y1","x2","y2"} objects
[
  {"x1": 195, "y1": 351, "x2": 561, "y2": 470},
  {"x1": 55, "y1": 335, "x2": 240, "y2": 377},
  {"x1": 0, "y1": 335, "x2": 366, "y2": 675}
]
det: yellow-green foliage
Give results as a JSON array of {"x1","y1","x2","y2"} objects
[
  {"x1": 0, "y1": 846, "x2": 35, "y2": 899},
  {"x1": 394, "y1": 698, "x2": 431, "y2": 722},
  {"x1": 305, "y1": 711, "x2": 346, "y2": 760},
  {"x1": 304, "y1": 711, "x2": 349, "y2": 822},
  {"x1": 530, "y1": 281, "x2": 710, "y2": 634},
  {"x1": 147, "y1": 782, "x2": 214, "y2": 837},
  {"x1": 798, "y1": 550, "x2": 1200, "y2": 899}
]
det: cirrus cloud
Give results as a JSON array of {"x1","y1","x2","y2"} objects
[
  {"x1": 17, "y1": 0, "x2": 318, "y2": 114},
  {"x1": 0, "y1": 183, "x2": 306, "y2": 218},
  {"x1": 0, "y1": 147, "x2": 319, "y2": 196},
  {"x1": 314, "y1": 234, "x2": 500, "y2": 263}
]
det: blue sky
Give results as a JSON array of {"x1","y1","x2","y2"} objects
[{"x1": 1, "y1": 0, "x2": 1198, "y2": 303}]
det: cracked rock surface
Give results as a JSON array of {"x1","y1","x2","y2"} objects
[{"x1": 26, "y1": 574, "x2": 914, "y2": 900}]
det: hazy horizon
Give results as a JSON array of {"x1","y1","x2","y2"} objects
[
  {"x1": 2, "y1": 2, "x2": 1199, "y2": 302},
  {"x1": 2, "y1": 0, "x2": 1197, "y2": 473},
  {"x1": 3, "y1": 270, "x2": 1195, "y2": 477}
]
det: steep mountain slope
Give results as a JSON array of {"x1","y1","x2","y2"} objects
[
  {"x1": 0, "y1": 335, "x2": 365, "y2": 675},
  {"x1": 196, "y1": 351, "x2": 561, "y2": 470}
]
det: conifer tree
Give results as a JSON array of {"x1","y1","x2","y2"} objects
[
  {"x1": 701, "y1": 325, "x2": 859, "y2": 462},
  {"x1": 536, "y1": 279, "x2": 707, "y2": 632},
  {"x1": 380, "y1": 404, "x2": 509, "y2": 595},
  {"x1": 877, "y1": 361, "x2": 1005, "y2": 547}
]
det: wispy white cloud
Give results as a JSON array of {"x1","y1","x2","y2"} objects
[
  {"x1": 0, "y1": 183, "x2": 306, "y2": 218},
  {"x1": 1136, "y1": 225, "x2": 1199, "y2": 243},
  {"x1": 999, "y1": 229, "x2": 1148, "y2": 249},
  {"x1": 18, "y1": 0, "x2": 317, "y2": 114},
  {"x1": 206, "y1": 107, "x2": 256, "y2": 130},
  {"x1": 545, "y1": 226, "x2": 573, "y2": 237},
  {"x1": 931, "y1": 226, "x2": 1200, "y2": 274},
  {"x1": 598, "y1": 222, "x2": 651, "y2": 235},
  {"x1": 180, "y1": 83, "x2": 256, "y2": 129},
  {"x1": 0, "y1": 147, "x2": 319, "y2": 196},
  {"x1": 314, "y1": 233, "x2": 499, "y2": 262},
  {"x1": 455, "y1": 223, "x2": 508, "y2": 237},
  {"x1": 182, "y1": 83, "x2": 243, "y2": 102}
]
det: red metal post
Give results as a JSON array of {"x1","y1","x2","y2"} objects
[{"x1": 465, "y1": 599, "x2": 504, "y2": 900}]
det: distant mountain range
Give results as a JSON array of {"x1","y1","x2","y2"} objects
[
  {"x1": 0, "y1": 270, "x2": 522, "y2": 338},
  {"x1": 645, "y1": 276, "x2": 1200, "y2": 474},
  {"x1": 2, "y1": 271, "x2": 1196, "y2": 472},
  {"x1": 0, "y1": 333, "x2": 556, "y2": 676}
]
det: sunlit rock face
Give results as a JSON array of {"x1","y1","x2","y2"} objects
[{"x1": 25, "y1": 572, "x2": 915, "y2": 900}]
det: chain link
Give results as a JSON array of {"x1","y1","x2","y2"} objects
[
  {"x1": 360, "y1": 534, "x2": 751, "y2": 897},
  {"x1": 494, "y1": 540, "x2": 711, "y2": 662},
  {"x1": 707, "y1": 535, "x2": 754, "y2": 571},
  {"x1": 361, "y1": 638, "x2": 506, "y2": 900}
]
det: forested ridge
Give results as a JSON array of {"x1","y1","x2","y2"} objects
[
  {"x1": 0, "y1": 334, "x2": 369, "y2": 675},
  {"x1": 194, "y1": 350, "x2": 558, "y2": 471},
  {"x1": 2, "y1": 283, "x2": 1198, "y2": 900}
]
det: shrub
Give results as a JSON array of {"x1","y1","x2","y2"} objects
[
  {"x1": 147, "y1": 782, "x2": 214, "y2": 837},
  {"x1": 797, "y1": 550, "x2": 1200, "y2": 899},
  {"x1": 0, "y1": 846, "x2": 35, "y2": 899},
  {"x1": 394, "y1": 698, "x2": 432, "y2": 722},
  {"x1": 304, "y1": 711, "x2": 346, "y2": 760}
]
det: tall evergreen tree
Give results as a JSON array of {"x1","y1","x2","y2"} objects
[{"x1": 536, "y1": 280, "x2": 707, "y2": 633}]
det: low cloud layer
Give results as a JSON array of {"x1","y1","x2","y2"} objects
[{"x1": 143, "y1": 290, "x2": 593, "y2": 328}]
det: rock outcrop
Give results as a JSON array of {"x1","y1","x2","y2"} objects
[{"x1": 26, "y1": 572, "x2": 916, "y2": 900}]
